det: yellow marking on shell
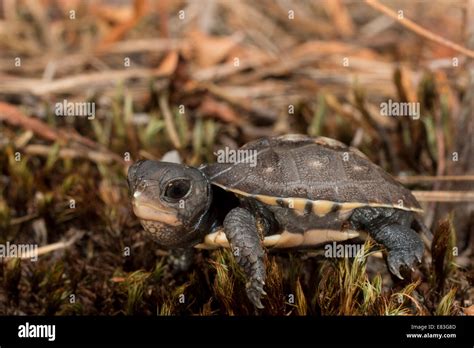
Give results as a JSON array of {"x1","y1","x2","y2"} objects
[
  {"x1": 258, "y1": 196, "x2": 308, "y2": 211},
  {"x1": 253, "y1": 194, "x2": 278, "y2": 206},
  {"x1": 312, "y1": 201, "x2": 335, "y2": 217},
  {"x1": 291, "y1": 198, "x2": 307, "y2": 211},
  {"x1": 211, "y1": 183, "x2": 424, "y2": 214},
  {"x1": 339, "y1": 202, "x2": 365, "y2": 211}
]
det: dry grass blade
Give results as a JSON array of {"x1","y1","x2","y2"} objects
[
  {"x1": 431, "y1": 215, "x2": 456, "y2": 290},
  {"x1": 11, "y1": 229, "x2": 85, "y2": 260},
  {"x1": 435, "y1": 288, "x2": 458, "y2": 315},
  {"x1": 1, "y1": 69, "x2": 168, "y2": 95},
  {"x1": 295, "y1": 278, "x2": 307, "y2": 316},
  {"x1": 397, "y1": 175, "x2": 474, "y2": 183},
  {"x1": 159, "y1": 93, "x2": 182, "y2": 149},
  {"x1": 210, "y1": 253, "x2": 235, "y2": 315},
  {"x1": 365, "y1": 0, "x2": 474, "y2": 58},
  {"x1": 23, "y1": 144, "x2": 118, "y2": 165}
]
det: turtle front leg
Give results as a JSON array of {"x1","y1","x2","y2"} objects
[{"x1": 223, "y1": 207, "x2": 266, "y2": 309}]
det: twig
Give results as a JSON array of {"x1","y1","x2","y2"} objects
[
  {"x1": 412, "y1": 191, "x2": 474, "y2": 202},
  {"x1": 0, "y1": 68, "x2": 168, "y2": 95},
  {"x1": 101, "y1": 38, "x2": 186, "y2": 55},
  {"x1": 33, "y1": 230, "x2": 84, "y2": 258},
  {"x1": 2, "y1": 229, "x2": 85, "y2": 261},
  {"x1": 397, "y1": 175, "x2": 474, "y2": 183},
  {"x1": 23, "y1": 144, "x2": 118, "y2": 165},
  {"x1": 365, "y1": 0, "x2": 474, "y2": 59}
]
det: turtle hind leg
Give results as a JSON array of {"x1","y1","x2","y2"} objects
[
  {"x1": 223, "y1": 207, "x2": 267, "y2": 309},
  {"x1": 374, "y1": 224, "x2": 424, "y2": 279},
  {"x1": 350, "y1": 207, "x2": 424, "y2": 279}
]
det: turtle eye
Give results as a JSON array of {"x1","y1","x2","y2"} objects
[{"x1": 163, "y1": 179, "x2": 191, "y2": 201}]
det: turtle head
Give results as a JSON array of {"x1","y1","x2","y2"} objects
[{"x1": 127, "y1": 160, "x2": 212, "y2": 248}]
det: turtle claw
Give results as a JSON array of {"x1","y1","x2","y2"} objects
[
  {"x1": 387, "y1": 248, "x2": 421, "y2": 279},
  {"x1": 247, "y1": 289, "x2": 264, "y2": 309},
  {"x1": 246, "y1": 277, "x2": 266, "y2": 309},
  {"x1": 368, "y1": 222, "x2": 425, "y2": 280},
  {"x1": 388, "y1": 257, "x2": 404, "y2": 279},
  {"x1": 415, "y1": 246, "x2": 424, "y2": 263}
]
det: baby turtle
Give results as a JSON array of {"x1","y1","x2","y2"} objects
[{"x1": 127, "y1": 134, "x2": 425, "y2": 309}]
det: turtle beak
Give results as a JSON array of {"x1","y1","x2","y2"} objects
[
  {"x1": 132, "y1": 195, "x2": 181, "y2": 226},
  {"x1": 129, "y1": 178, "x2": 181, "y2": 227}
]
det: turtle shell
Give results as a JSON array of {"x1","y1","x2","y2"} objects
[{"x1": 201, "y1": 134, "x2": 422, "y2": 215}]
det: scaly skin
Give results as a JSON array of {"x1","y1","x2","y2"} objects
[
  {"x1": 377, "y1": 224, "x2": 424, "y2": 278},
  {"x1": 350, "y1": 207, "x2": 424, "y2": 279},
  {"x1": 223, "y1": 207, "x2": 267, "y2": 309}
]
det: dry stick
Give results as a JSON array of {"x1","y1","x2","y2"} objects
[
  {"x1": 412, "y1": 191, "x2": 474, "y2": 202},
  {"x1": 396, "y1": 175, "x2": 474, "y2": 183},
  {"x1": 365, "y1": 0, "x2": 474, "y2": 59},
  {"x1": 0, "y1": 68, "x2": 168, "y2": 95},
  {"x1": 0, "y1": 40, "x2": 185, "y2": 74},
  {"x1": 159, "y1": 93, "x2": 182, "y2": 149},
  {"x1": 24, "y1": 144, "x2": 117, "y2": 165},
  {"x1": 101, "y1": 38, "x2": 186, "y2": 55},
  {"x1": 32, "y1": 68, "x2": 164, "y2": 95},
  {"x1": 1, "y1": 229, "x2": 85, "y2": 261}
]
